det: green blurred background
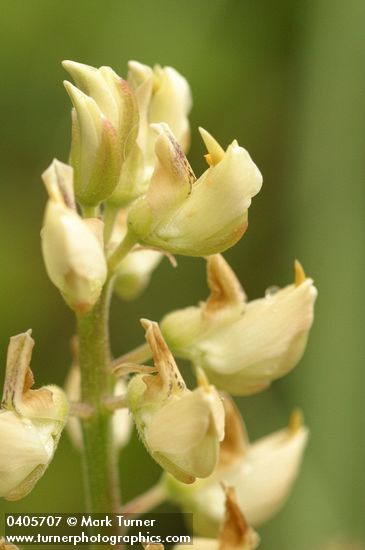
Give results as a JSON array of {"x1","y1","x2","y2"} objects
[{"x1": 0, "y1": 0, "x2": 364, "y2": 548}]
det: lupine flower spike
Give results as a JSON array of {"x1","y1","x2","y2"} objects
[{"x1": 1, "y1": 57, "x2": 318, "y2": 550}]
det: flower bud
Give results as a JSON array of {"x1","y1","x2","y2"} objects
[
  {"x1": 41, "y1": 160, "x2": 107, "y2": 313},
  {"x1": 121, "y1": 320, "x2": 224, "y2": 484},
  {"x1": 0, "y1": 331, "x2": 69, "y2": 501},
  {"x1": 161, "y1": 256, "x2": 317, "y2": 395},
  {"x1": 65, "y1": 362, "x2": 132, "y2": 451},
  {"x1": 128, "y1": 61, "x2": 192, "y2": 152},
  {"x1": 109, "y1": 210, "x2": 162, "y2": 300},
  {"x1": 127, "y1": 125, "x2": 262, "y2": 256},
  {"x1": 63, "y1": 60, "x2": 138, "y2": 206},
  {"x1": 165, "y1": 410, "x2": 308, "y2": 534},
  {"x1": 109, "y1": 62, "x2": 191, "y2": 207}
]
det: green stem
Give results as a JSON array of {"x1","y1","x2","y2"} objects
[
  {"x1": 108, "y1": 231, "x2": 136, "y2": 273},
  {"x1": 77, "y1": 278, "x2": 120, "y2": 517},
  {"x1": 103, "y1": 204, "x2": 118, "y2": 245},
  {"x1": 82, "y1": 205, "x2": 99, "y2": 218}
]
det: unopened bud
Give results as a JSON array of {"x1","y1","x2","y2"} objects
[
  {"x1": 41, "y1": 201, "x2": 107, "y2": 313},
  {"x1": 41, "y1": 161, "x2": 107, "y2": 313},
  {"x1": 63, "y1": 61, "x2": 138, "y2": 206},
  {"x1": 110, "y1": 61, "x2": 192, "y2": 206}
]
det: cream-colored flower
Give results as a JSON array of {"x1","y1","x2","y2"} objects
[
  {"x1": 161, "y1": 255, "x2": 317, "y2": 395},
  {"x1": 127, "y1": 125, "x2": 262, "y2": 256},
  {"x1": 0, "y1": 331, "x2": 68, "y2": 501},
  {"x1": 110, "y1": 61, "x2": 192, "y2": 206},
  {"x1": 63, "y1": 60, "x2": 138, "y2": 206},
  {"x1": 41, "y1": 159, "x2": 107, "y2": 313},
  {"x1": 109, "y1": 210, "x2": 162, "y2": 300},
  {"x1": 64, "y1": 362, "x2": 132, "y2": 451},
  {"x1": 116, "y1": 320, "x2": 224, "y2": 484},
  {"x1": 165, "y1": 408, "x2": 308, "y2": 535}
]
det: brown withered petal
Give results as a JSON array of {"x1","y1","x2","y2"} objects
[
  {"x1": 2, "y1": 331, "x2": 53, "y2": 418},
  {"x1": 219, "y1": 485, "x2": 260, "y2": 550},
  {"x1": 204, "y1": 255, "x2": 246, "y2": 315},
  {"x1": 218, "y1": 396, "x2": 248, "y2": 471}
]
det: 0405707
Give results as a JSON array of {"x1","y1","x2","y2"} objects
[{"x1": 5, "y1": 516, "x2": 62, "y2": 528}]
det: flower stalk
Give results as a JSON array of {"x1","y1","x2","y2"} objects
[
  {"x1": 112, "y1": 342, "x2": 152, "y2": 369},
  {"x1": 76, "y1": 278, "x2": 120, "y2": 517},
  {"x1": 108, "y1": 231, "x2": 136, "y2": 272},
  {"x1": 121, "y1": 482, "x2": 167, "y2": 515}
]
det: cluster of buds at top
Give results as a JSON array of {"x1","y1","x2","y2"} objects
[
  {"x1": 0, "y1": 332, "x2": 68, "y2": 500},
  {"x1": 62, "y1": 59, "x2": 262, "y2": 235},
  {"x1": 40, "y1": 59, "x2": 263, "y2": 312},
  {"x1": 63, "y1": 60, "x2": 192, "y2": 208}
]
